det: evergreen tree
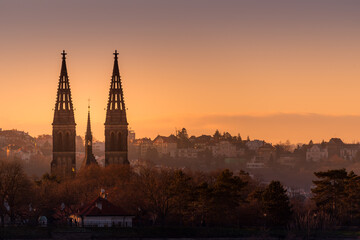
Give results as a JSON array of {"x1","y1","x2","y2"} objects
[
  {"x1": 259, "y1": 181, "x2": 292, "y2": 227},
  {"x1": 213, "y1": 130, "x2": 221, "y2": 142},
  {"x1": 311, "y1": 169, "x2": 348, "y2": 221},
  {"x1": 344, "y1": 171, "x2": 360, "y2": 224}
]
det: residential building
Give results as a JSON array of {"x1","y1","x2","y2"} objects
[
  {"x1": 246, "y1": 140, "x2": 265, "y2": 151},
  {"x1": 70, "y1": 190, "x2": 134, "y2": 227},
  {"x1": 153, "y1": 135, "x2": 177, "y2": 157},
  {"x1": 306, "y1": 144, "x2": 328, "y2": 162},
  {"x1": 340, "y1": 144, "x2": 360, "y2": 161}
]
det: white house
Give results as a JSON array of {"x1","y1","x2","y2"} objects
[
  {"x1": 340, "y1": 144, "x2": 360, "y2": 161},
  {"x1": 70, "y1": 191, "x2": 134, "y2": 228},
  {"x1": 153, "y1": 135, "x2": 177, "y2": 157},
  {"x1": 306, "y1": 145, "x2": 328, "y2": 162},
  {"x1": 246, "y1": 140, "x2": 265, "y2": 151}
]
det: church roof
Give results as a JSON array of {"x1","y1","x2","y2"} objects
[{"x1": 78, "y1": 196, "x2": 133, "y2": 217}]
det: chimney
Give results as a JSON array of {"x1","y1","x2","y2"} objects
[{"x1": 100, "y1": 188, "x2": 107, "y2": 199}]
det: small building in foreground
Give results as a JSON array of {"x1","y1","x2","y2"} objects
[{"x1": 71, "y1": 191, "x2": 134, "y2": 227}]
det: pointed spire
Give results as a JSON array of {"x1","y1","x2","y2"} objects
[
  {"x1": 113, "y1": 50, "x2": 120, "y2": 76},
  {"x1": 61, "y1": 50, "x2": 67, "y2": 76},
  {"x1": 53, "y1": 50, "x2": 75, "y2": 125},
  {"x1": 82, "y1": 103, "x2": 98, "y2": 169},
  {"x1": 86, "y1": 102, "x2": 92, "y2": 140},
  {"x1": 104, "y1": 50, "x2": 129, "y2": 166},
  {"x1": 105, "y1": 50, "x2": 128, "y2": 125}
]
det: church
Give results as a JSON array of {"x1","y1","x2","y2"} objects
[{"x1": 51, "y1": 50, "x2": 129, "y2": 178}]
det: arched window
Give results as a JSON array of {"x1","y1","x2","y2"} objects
[
  {"x1": 57, "y1": 132, "x2": 63, "y2": 151},
  {"x1": 118, "y1": 132, "x2": 122, "y2": 151},
  {"x1": 65, "y1": 132, "x2": 70, "y2": 151},
  {"x1": 111, "y1": 132, "x2": 115, "y2": 151}
]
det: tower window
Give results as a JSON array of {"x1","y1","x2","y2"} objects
[
  {"x1": 118, "y1": 132, "x2": 122, "y2": 151},
  {"x1": 58, "y1": 132, "x2": 63, "y2": 151},
  {"x1": 111, "y1": 132, "x2": 115, "y2": 151}
]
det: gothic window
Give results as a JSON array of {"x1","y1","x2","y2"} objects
[
  {"x1": 65, "y1": 132, "x2": 70, "y2": 151},
  {"x1": 117, "y1": 132, "x2": 122, "y2": 151},
  {"x1": 111, "y1": 132, "x2": 115, "y2": 151},
  {"x1": 58, "y1": 132, "x2": 63, "y2": 151}
]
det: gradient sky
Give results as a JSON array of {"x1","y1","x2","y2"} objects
[{"x1": 1, "y1": 0, "x2": 360, "y2": 143}]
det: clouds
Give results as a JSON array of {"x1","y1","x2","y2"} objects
[{"x1": 133, "y1": 113, "x2": 360, "y2": 144}]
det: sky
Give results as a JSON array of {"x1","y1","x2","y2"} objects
[{"x1": 1, "y1": 0, "x2": 360, "y2": 144}]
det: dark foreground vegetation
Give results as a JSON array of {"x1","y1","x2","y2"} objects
[
  {"x1": 3, "y1": 226, "x2": 360, "y2": 239},
  {"x1": 1, "y1": 159, "x2": 360, "y2": 238}
]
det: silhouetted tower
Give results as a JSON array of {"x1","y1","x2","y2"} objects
[
  {"x1": 51, "y1": 50, "x2": 76, "y2": 178},
  {"x1": 105, "y1": 50, "x2": 129, "y2": 166},
  {"x1": 81, "y1": 104, "x2": 98, "y2": 169}
]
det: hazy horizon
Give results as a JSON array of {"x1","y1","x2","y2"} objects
[{"x1": 2, "y1": 0, "x2": 360, "y2": 143}]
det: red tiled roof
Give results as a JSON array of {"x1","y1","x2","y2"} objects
[{"x1": 78, "y1": 197, "x2": 133, "y2": 217}]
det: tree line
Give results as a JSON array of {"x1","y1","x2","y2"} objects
[{"x1": 0, "y1": 158, "x2": 359, "y2": 230}]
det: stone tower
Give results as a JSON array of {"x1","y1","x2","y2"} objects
[
  {"x1": 51, "y1": 50, "x2": 76, "y2": 178},
  {"x1": 105, "y1": 50, "x2": 129, "y2": 166},
  {"x1": 81, "y1": 104, "x2": 98, "y2": 169}
]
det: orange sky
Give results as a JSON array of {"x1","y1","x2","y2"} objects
[{"x1": 1, "y1": 0, "x2": 360, "y2": 143}]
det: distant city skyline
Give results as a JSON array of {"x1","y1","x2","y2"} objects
[{"x1": 2, "y1": 0, "x2": 360, "y2": 143}]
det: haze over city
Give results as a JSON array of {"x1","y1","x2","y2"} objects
[{"x1": 2, "y1": 0, "x2": 360, "y2": 143}]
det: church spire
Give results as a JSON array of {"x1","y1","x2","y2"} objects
[
  {"x1": 51, "y1": 50, "x2": 76, "y2": 178},
  {"x1": 60, "y1": 50, "x2": 68, "y2": 76},
  {"x1": 105, "y1": 50, "x2": 127, "y2": 124},
  {"x1": 112, "y1": 50, "x2": 120, "y2": 77},
  {"x1": 86, "y1": 103, "x2": 92, "y2": 140},
  {"x1": 82, "y1": 103, "x2": 98, "y2": 169},
  {"x1": 53, "y1": 50, "x2": 75, "y2": 125},
  {"x1": 104, "y1": 50, "x2": 129, "y2": 166}
]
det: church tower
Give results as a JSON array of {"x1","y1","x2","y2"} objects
[
  {"x1": 104, "y1": 50, "x2": 129, "y2": 166},
  {"x1": 51, "y1": 50, "x2": 76, "y2": 178},
  {"x1": 81, "y1": 104, "x2": 98, "y2": 169}
]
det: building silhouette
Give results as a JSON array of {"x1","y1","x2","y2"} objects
[
  {"x1": 81, "y1": 105, "x2": 98, "y2": 169},
  {"x1": 105, "y1": 50, "x2": 129, "y2": 165},
  {"x1": 51, "y1": 50, "x2": 76, "y2": 178}
]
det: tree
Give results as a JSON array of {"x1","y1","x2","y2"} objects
[
  {"x1": 258, "y1": 181, "x2": 292, "y2": 227},
  {"x1": 177, "y1": 128, "x2": 189, "y2": 139},
  {"x1": 237, "y1": 134, "x2": 242, "y2": 142},
  {"x1": 168, "y1": 170, "x2": 194, "y2": 225},
  {"x1": 137, "y1": 168, "x2": 177, "y2": 225},
  {"x1": 311, "y1": 169, "x2": 348, "y2": 221},
  {"x1": 213, "y1": 130, "x2": 221, "y2": 142},
  {"x1": 177, "y1": 128, "x2": 192, "y2": 148},
  {"x1": 0, "y1": 160, "x2": 34, "y2": 225},
  {"x1": 210, "y1": 169, "x2": 247, "y2": 225},
  {"x1": 223, "y1": 132, "x2": 232, "y2": 141},
  {"x1": 343, "y1": 171, "x2": 360, "y2": 224}
]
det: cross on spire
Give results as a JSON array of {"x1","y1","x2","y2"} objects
[
  {"x1": 88, "y1": 98, "x2": 91, "y2": 111},
  {"x1": 61, "y1": 50, "x2": 67, "y2": 60},
  {"x1": 113, "y1": 50, "x2": 119, "y2": 60}
]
